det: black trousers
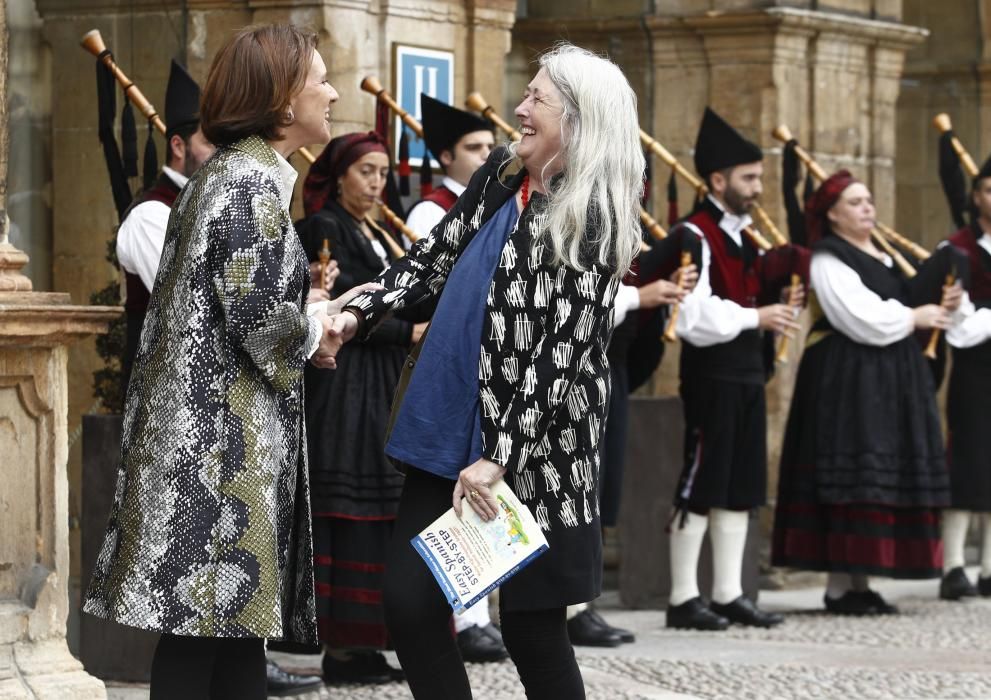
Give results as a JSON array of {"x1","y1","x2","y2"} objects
[
  {"x1": 149, "y1": 634, "x2": 265, "y2": 700},
  {"x1": 383, "y1": 466, "x2": 585, "y2": 699}
]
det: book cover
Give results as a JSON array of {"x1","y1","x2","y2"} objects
[{"x1": 411, "y1": 478, "x2": 549, "y2": 614}]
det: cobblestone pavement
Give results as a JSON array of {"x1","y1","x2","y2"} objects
[{"x1": 104, "y1": 573, "x2": 991, "y2": 700}]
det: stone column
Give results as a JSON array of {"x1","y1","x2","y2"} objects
[{"x1": 0, "y1": 2, "x2": 119, "y2": 695}]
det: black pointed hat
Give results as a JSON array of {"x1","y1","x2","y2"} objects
[
  {"x1": 420, "y1": 94, "x2": 492, "y2": 161},
  {"x1": 977, "y1": 153, "x2": 991, "y2": 183},
  {"x1": 164, "y1": 59, "x2": 201, "y2": 138},
  {"x1": 693, "y1": 107, "x2": 763, "y2": 177}
]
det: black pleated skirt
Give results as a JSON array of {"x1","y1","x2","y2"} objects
[
  {"x1": 313, "y1": 514, "x2": 394, "y2": 649},
  {"x1": 773, "y1": 333, "x2": 949, "y2": 578},
  {"x1": 304, "y1": 341, "x2": 406, "y2": 518}
]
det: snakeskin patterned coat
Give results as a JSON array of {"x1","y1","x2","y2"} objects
[
  {"x1": 84, "y1": 136, "x2": 320, "y2": 642},
  {"x1": 347, "y1": 147, "x2": 621, "y2": 610}
]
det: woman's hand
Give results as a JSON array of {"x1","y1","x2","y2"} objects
[
  {"x1": 307, "y1": 287, "x2": 330, "y2": 303},
  {"x1": 453, "y1": 458, "x2": 508, "y2": 521},
  {"x1": 941, "y1": 280, "x2": 964, "y2": 313},
  {"x1": 310, "y1": 283, "x2": 382, "y2": 369},
  {"x1": 913, "y1": 304, "x2": 951, "y2": 330}
]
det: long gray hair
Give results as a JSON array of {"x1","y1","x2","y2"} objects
[{"x1": 509, "y1": 43, "x2": 644, "y2": 278}]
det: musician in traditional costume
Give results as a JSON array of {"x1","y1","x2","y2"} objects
[
  {"x1": 294, "y1": 131, "x2": 426, "y2": 684},
  {"x1": 405, "y1": 94, "x2": 494, "y2": 239},
  {"x1": 941, "y1": 156, "x2": 991, "y2": 600},
  {"x1": 115, "y1": 60, "x2": 214, "y2": 388},
  {"x1": 666, "y1": 108, "x2": 806, "y2": 631},
  {"x1": 772, "y1": 170, "x2": 966, "y2": 615}
]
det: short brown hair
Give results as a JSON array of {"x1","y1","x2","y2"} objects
[{"x1": 200, "y1": 24, "x2": 318, "y2": 146}]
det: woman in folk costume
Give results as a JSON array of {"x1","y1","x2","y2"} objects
[
  {"x1": 294, "y1": 133, "x2": 426, "y2": 684},
  {"x1": 772, "y1": 170, "x2": 968, "y2": 615},
  {"x1": 83, "y1": 25, "x2": 371, "y2": 698},
  {"x1": 327, "y1": 43, "x2": 643, "y2": 699}
]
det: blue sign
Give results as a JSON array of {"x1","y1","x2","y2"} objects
[{"x1": 395, "y1": 45, "x2": 454, "y2": 166}]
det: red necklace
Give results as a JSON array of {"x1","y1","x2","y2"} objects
[{"x1": 521, "y1": 175, "x2": 529, "y2": 209}]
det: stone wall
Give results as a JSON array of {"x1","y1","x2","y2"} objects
[{"x1": 896, "y1": 0, "x2": 991, "y2": 248}]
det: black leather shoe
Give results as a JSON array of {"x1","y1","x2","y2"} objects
[
  {"x1": 584, "y1": 607, "x2": 635, "y2": 643},
  {"x1": 979, "y1": 576, "x2": 991, "y2": 597},
  {"x1": 458, "y1": 624, "x2": 509, "y2": 662},
  {"x1": 940, "y1": 567, "x2": 978, "y2": 600},
  {"x1": 665, "y1": 597, "x2": 729, "y2": 631},
  {"x1": 859, "y1": 589, "x2": 898, "y2": 614},
  {"x1": 266, "y1": 659, "x2": 323, "y2": 697},
  {"x1": 824, "y1": 591, "x2": 875, "y2": 616},
  {"x1": 322, "y1": 650, "x2": 403, "y2": 685},
  {"x1": 710, "y1": 596, "x2": 784, "y2": 628},
  {"x1": 567, "y1": 609, "x2": 624, "y2": 646}
]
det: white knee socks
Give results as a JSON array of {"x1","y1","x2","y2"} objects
[
  {"x1": 710, "y1": 509, "x2": 748, "y2": 605},
  {"x1": 565, "y1": 603, "x2": 588, "y2": 620},
  {"x1": 668, "y1": 511, "x2": 709, "y2": 606},
  {"x1": 942, "y1": 509, "x2": 971, "y2": 573},
  {"x1": 825, "y1": 573, "x2": 852, "y2": 599},
  {"x1": 982, "y1": 513, "x2": 991, "y2": 579}
]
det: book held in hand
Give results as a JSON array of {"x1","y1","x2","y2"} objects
[{"x1": 411, "y1": 478, "x2": 549, "y2": 614}]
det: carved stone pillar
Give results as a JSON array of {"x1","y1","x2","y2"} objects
[
  {"x1": 0, "y1": 2, "x2": 119, "y2": 695},
  {"x1": 0, "y1": 283, "x2": 117, "y2": 699}
]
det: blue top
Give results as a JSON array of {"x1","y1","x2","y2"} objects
[{"x1": 385, "y1": 197, "x2": 519, "y2": 480}]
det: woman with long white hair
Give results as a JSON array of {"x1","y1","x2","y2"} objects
[{"x1": 326, "y1": 43, "x2": 662, "y2": 698}]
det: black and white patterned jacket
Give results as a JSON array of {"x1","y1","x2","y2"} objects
[{"x1": 346, "y1": 147, "x2": 620, "y2": 609}]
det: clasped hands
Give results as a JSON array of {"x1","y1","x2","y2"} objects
[{"x1": 310, "y1": 283, "x2": 381, "y2": 369}]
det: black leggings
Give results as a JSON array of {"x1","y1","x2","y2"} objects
[
  {"x1": 383, "y1": 467, "x2": 585, "y2": 699},
  {"x1": 149, "y1": 634, "x2": 266, "y2": 700}
]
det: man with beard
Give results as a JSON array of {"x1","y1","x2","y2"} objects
[
  {"x1": 664, "y1": 108, "x2": 805, "y2": 631},
  {"x1": 112, "y1": 60, "x2": 323, "y2": 697}
]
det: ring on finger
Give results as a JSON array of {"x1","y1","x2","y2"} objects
[{"x1": 469, "y1": 489, "x2": 480, "y2": 501}]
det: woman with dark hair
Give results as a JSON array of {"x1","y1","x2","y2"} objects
[
  {"x1": 772, "y1": 170, "x2": 967, "y2": 615},
  {"x1": 329, "y1": 43, "x2": 648, "y2": 699},
  {"x1": 83, "y1": 24, "x2": 371, "y2": 699},
  {"x1": 295, "y1": 133, "x2": 425, "y2": 684}
]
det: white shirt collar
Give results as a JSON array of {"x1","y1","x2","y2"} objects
[
  {"x1": 273, "y1": 151, "x2": 299, "y2": 209},
  {"x1": 442, "y1": 175, "x2": 467, "y2": 197},
  {"x1": 162, "y1": 165, "x2": 189, "y2": 190},
  {"x1": 706, "y1": 194, "x2": 752, "y2": 244}
]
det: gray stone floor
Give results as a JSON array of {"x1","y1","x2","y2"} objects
[{"x1": 103, "y1": 572, "x2": 991, "y2": 700}]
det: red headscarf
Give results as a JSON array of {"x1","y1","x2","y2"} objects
[
  {"x1": 804, "y1": 169, "x2": 858, "y2": 245},
  {"x1": 302, "y1": 131, "x2": 388, "y2": 216}
]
